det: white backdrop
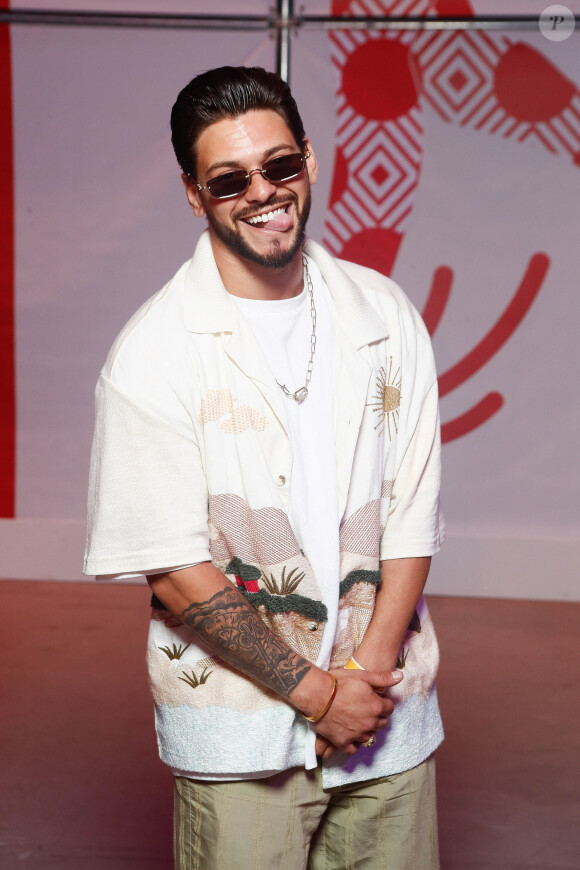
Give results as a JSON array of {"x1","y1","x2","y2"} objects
[{"x1": 1, "y1": 0, "x2": 579, "y2": 599}]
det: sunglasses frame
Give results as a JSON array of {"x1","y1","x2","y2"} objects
[{"x1": 191, "y1": 150, "x2": 311, "y2": 200}]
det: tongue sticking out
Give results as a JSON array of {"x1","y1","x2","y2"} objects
[{"x1": 248, "y1": 210, "x2": 293, "y2": 232}]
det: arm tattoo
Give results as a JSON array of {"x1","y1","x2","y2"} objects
[{"x1": 181, "y1": 585, "x2": 311, "y2": 699}]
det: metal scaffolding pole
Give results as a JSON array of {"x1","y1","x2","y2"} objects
[
  {"x1": 276, "y1": 0, "x2": 293, "y2": 84},
  {"x1": 293, "y1": 14, "x2": 540, "y2": 32},
  {"x1": 0, "y1": 10, "x2": 272, "y2": 31},
  {"x1": 0, "y1": 8, "x2": 545, "y2": 82}
]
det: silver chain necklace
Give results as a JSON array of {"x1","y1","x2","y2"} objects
[{"x1": 277, "y1": 255, "x2": 317, "y2": 403}]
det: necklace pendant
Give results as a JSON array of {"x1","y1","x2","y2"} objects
[{"x1": 276, "y1": 255, "x2": 316, "y2": 404}]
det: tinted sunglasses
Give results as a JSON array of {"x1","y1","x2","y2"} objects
[{"x1": 193, "y1": 150, "x2": 310, "y2": 200}]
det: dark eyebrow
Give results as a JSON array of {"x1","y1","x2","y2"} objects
[{"x1": 204, "y1": 143, "x2": 298, "y2": 178}]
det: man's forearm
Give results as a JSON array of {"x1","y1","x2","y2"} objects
[
  {"x1": 180, "y1": 584, "x2": 311, "y2": 698},
  {"x1": 354, "y1": 557, "x2": 431, "y2": 670},
  {"x1": 147, "y1": 562, "x2": 325, "y2": 712},
  {"x1": 148, "y1": 561, "x2": 403, "y2": 754}
]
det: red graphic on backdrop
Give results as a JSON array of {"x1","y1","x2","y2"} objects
[
  {"x1": 326, "y1": 0, "x2": 577, "y2": 442},
  {"x1": 414, "y1": 29, "x2": 580, "y2": 158},
  {"x1": 427, "y1": 254, "x2": 549, "y2": 441}
]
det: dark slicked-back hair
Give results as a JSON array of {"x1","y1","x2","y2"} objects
[{"x1": 171, "y1": 66, "x2": 306, "y2": 178}]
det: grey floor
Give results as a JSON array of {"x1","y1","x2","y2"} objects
[{"x1": 1, "y1": 580, "x2": 578, "y2": 869}]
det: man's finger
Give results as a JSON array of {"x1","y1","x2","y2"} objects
[
  {"x1": 343, "y1": 742, "x2": 361, "y2": 756},
  {"x1": 362, "y1": 669, "x2": 404, "y2": 690}
]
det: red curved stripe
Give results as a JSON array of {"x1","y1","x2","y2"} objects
[
  {"x1": 441, "y1": 392, "x2": 504, "y2": 443},
  {"x1": 0, "y1": 6, "x2": 14, "y2": 518},
  {"x1": 422, "y1": 266, "x2": 453, "y2": 337},
  {"x1": 438, "y1": 254, "x2": 549, "y2": 398}
]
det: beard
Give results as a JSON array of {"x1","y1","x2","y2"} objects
[{"x1": 205, "y1": 190, "x2": 312, "y2": 270}]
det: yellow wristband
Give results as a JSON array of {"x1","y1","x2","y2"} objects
[
  {"x1": 344, "y1": 656, "x2": 364, "y2": 670},
  {"x1": 302, "y1": 674, "x2": 338, "y2": 722}
]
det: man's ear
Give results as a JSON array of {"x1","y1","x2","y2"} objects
[
  {"x1": 181, "y1": 173, "x2": 206, "y2": 217},
  {"x1": 304, "y1": 139, "x2": 318, "y2": 186}
]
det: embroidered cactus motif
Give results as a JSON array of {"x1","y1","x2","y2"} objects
[
  {"x1": 178, "y1": 667, "x2": 213, "y2": 689},
  {"x1": 407, "y1": 609, "x2": 422, "y2": 634},
  {"x1": 397, "y1": 648, "x2": 409, "y2": 669},
  {"x1": 222, "y1": 556, "x2": 327, "y2": 661},
  {"x1": 244, "y1": 590, "x2": 328, "y2": 663},
  {"x1": 396, "y1": 610, "x2": 422, "y2": 670},
  {"x1": 159, "y1": 642, "x2": 190, "y2": 661},
  {"x1": 262, "y1": 566, "x2": 305, "y2": 595}
]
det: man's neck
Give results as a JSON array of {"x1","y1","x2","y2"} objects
[{"x1": 210, "y1": 237, "x2": 305, "y2": 301}]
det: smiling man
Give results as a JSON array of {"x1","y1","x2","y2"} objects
[
  {"x1": 84, "y1": 66, "x2": 444, "y2": 870},
  {"x1": 187, "y1": 110, "x2": 312, "y2": 273}
]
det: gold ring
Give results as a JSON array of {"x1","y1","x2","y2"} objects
[{"x1": 362, "y1": 734, "x2": 376, "y2": 748}]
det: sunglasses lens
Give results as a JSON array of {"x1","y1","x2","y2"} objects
[
  {"x1": 263, "y1": 153, "x2": 305, "y2": 182},
  {"x1": 204, "y1": 153, "x2": 306, "y2": 199},
  {"x1": 206, "y1": 169, "x2": 249, "y2": 199}
]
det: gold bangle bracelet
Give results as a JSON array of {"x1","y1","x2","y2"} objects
[{"x1": 303, "y1": 674, "x2": 338, "y2": 723}]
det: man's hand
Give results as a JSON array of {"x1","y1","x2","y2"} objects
[
  {"x1": 311, "y1": 667, "x2": 402, "y2": 757},
  {"x1": 148, "y1": 564, "x2": 402, "y2": 759}
]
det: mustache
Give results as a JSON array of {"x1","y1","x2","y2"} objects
[{"x1": 234, "y1": 194, "x2": 296, "y2": 222}]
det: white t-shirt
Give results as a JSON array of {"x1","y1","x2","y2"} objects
[
  {"x1": 232, "y1": 256, "x2": 340, "y2": 631},
  {"x1": 174, "y1": 255, "x2": 340, "y2": 780}
]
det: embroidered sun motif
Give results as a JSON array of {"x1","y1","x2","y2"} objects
[{"x1": 367, "y1": 358, "x2": 401, "y2": 439}]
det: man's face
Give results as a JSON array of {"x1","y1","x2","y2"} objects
[{"x1": 184, "y1": 109, "x2": 318, "y2": 270}]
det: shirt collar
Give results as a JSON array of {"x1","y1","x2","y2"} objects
[
  {"x1": 304, "y1": 239, "x2": 389, "y2": 348},
  {"x1": 183, "y1": 230, "x2": 389, "y2": 348},
  {"x1": 182, "y1": 231, "x2": 236, "y2": 333}
]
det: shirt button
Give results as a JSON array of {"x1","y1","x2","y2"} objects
[
  {"x1": 307, "y1": 622, "x2": 318, "y2": 631},
  {"x1": 276, "y1": 475, "x2": 286, "y2": 487}
]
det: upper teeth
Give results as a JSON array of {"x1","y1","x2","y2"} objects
[{"x1": 247, "y1": 207, "x2": 285, "y2": 225}]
